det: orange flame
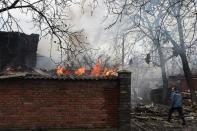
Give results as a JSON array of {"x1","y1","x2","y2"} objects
[
  {"x1": 55, "y1": 66, "x2": 67, "y2": 76},
  {"x1": 55, "y1": 62, "x2": 117, "y2": 77},
  {"x1": 91, "y1": 62, "x2": 101, "y2": 77},
  {"x1": 75, "y1": 67, "x2": 85, "y2": 76},
  {"x1": 103, "y1": 68, "x2": 117, "y2": 76}
]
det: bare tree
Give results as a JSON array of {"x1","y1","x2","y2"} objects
[
  {"x1": 105, "y1": 0, "x2": 170, "y2": 102},
  {"x1": 162, "y1": 0, "x2": 197, "y2": 104},
  {"x1": 105, "y1": 0, "x2": 197, "y2": 103},
  {"x1": 0, "y1": 0, "x2": 89, "y2": 63}
]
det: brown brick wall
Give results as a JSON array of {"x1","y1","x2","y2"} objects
[
  {"x1": 180, "y1": 79, "x2": 197, "y2": 92},
  {"x1": 0, "y1": 79, "x2": 119, "y2": 130}
]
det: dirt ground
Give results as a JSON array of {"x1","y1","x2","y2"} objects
[{"x1": 130, "y1": 104, "x2": 197, "y2": 131}]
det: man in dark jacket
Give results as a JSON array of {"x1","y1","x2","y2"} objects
[{"x1": 168, "y1": 86, "x2": 186, "y2": 125}]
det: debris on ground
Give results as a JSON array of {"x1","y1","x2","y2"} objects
[{"x1": 131, "y1": 104, "x2": 197, "y2": 131}]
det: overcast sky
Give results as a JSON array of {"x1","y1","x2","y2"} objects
[{"x1": 10, "y1": 0, "x2": 113, "y2": 61}]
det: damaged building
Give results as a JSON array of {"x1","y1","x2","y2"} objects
[
  {"x1": 0, "y1": 31, "x2": 132, "y2": 131},
  {"x1": 0, "y1": 31, "x2": 39, "y2": 71}
]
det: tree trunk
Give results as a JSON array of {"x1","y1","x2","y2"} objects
[
  {"x1": 157, "y1": 41, "x2": 169, "y2": 104},
  {"x1": 180, "y1": 53, "x2": 196, "y2": 104},
  {"x1": 177, "y1": 16, "x2": 196, "y2": 104}
]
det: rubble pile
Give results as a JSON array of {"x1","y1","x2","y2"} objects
[{"x1": 131, "y1": 104, "x2": 197, "y2": 131}]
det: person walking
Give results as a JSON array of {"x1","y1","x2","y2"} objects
[{"x1": 167, "y1": 86, "x2": 186, "y2": 125}]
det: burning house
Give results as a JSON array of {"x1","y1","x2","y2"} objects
[{"x1": 0, "y1": 32, "x2": 132, "y2": 131}]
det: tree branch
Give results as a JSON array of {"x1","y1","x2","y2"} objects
[{"x1": 0, "y1": 0, "x2": 21, "y2": 13}]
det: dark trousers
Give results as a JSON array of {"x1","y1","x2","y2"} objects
[{"x1": 168, "y1": 107, "x2": 185, "y2": 124}]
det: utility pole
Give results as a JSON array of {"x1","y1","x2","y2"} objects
[{"x1": 122, "y1": 35, "x2": 125, "y2": 69}]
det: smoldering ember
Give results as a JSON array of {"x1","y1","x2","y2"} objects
[{"x1": 0, "y1": 0, "x2": 197, "y2": 131}]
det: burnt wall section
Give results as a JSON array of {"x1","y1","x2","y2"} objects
[
  {"x1": 0, "y1": 31, "x2": 39, "y2": 71},
  {"x1": 0, "y1": 78, "x2": 119, "y2": 130},
  {"x1": 118, "y1": 71, "x2": 131, "y2": 131}
]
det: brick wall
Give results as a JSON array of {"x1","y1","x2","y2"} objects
[
  {"x1": 0, "y1": 78, "x2": 119, "y2": 130},
  {"x1": 0, "y1": 71, "x2": 131, "y2": 131}
]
